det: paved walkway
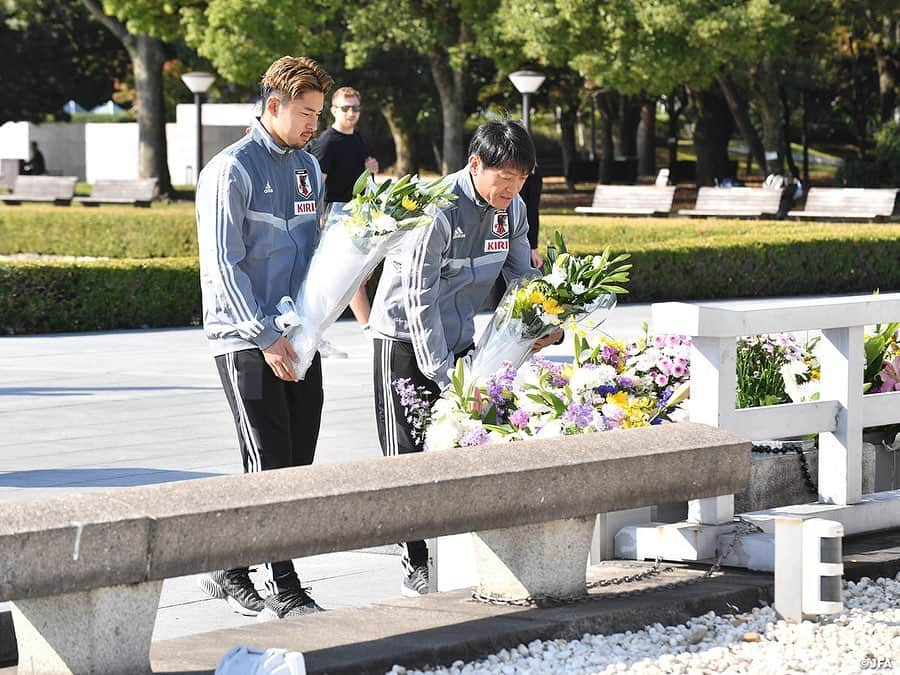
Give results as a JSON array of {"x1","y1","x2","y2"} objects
[{"x1": 0, "y1": 304, "x2": 656, "y2": 642}]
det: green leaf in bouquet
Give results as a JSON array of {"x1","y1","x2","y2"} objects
[
  {"x1": 483, "y1": 423, "x2": 514, "y2": 435},
  {"x1": 352, "y1": 169, "x2": 371, "y2": 198},
  {"x1": 374, "y1": 178, "x2": 392, "y2": 199},
  {"x1": 600, "y1": 285, "x2": 629, "y2": 294},
  {"x1": 555, "y1": 231, "x2": 568, "y2": 255}
]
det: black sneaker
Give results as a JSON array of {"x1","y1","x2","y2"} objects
[
  {"x1": 401, "y1": 565, "x2": 430, "y2": 597},
  {"x1": 198, "y1": 568, "x2": 265, "y2": 616},
  {"x1": 256, "y1": 586, "x2": 324, "y2": 621}
]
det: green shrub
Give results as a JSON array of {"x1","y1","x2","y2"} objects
[
  {"x1": 0, "y1": 258, "x2": 200, "y2": 334},
  {"x1": 0, "y1": 205, "x2": 197, "y2": 258},
  {"x1": 2, "y1": 214, "x2": 898, "y2": 334}
]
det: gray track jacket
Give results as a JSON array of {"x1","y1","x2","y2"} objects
[
  {"x1": 369, "y1": 167, "x2": 536, "y2": 387},
  {"x1": 197, "y1": 118, "x2": 324, "y2": 356}
]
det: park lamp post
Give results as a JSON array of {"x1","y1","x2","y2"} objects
[
  {"x1": 508, "y1": 70, "x2": 546, "y2": 134},
  {"x1": 180, "y1": 71, "x2": 216, "y2": 184}
]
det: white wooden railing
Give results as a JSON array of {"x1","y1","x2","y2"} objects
[
  {"x1": 653, "y1": 293, "x2": 900, "y2": 508},
  {"x1": 617, "y1": 293, "x2": 900, "y2": 570}
]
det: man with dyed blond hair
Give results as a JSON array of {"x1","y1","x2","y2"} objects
[{"x1": 195, "y1": 56, "x2": 334, "y2": 621}]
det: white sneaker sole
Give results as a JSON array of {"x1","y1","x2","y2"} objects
[{"x1": 400, "y1": 583, "x2": 428, "y2": 597}]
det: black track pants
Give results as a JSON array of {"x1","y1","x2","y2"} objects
[{"x1": 215, "y1": 348, "x2": 324, "y2": 593}]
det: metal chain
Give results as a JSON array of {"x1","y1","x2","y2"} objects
[
  {"x1": 471, "y1": 517, "x2": 764, "y2": 608},
  {"x1": 753, "y1": 441, "x2": 818, "y2": 495}
]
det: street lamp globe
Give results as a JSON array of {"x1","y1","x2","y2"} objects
[
  {"x1": 181, "y1": 71, "x2": 216, "y2": 184},
  {"x1": 508, "y1": 70, "x2": 546, "y2": 95},
  {"x1": 507, "y1": 70, "x2": 545, "y2": 134},
  {"x1": 180, "y1": 72, "x2": 216, "y2": 95}
]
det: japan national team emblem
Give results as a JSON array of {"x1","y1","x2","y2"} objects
[
  {"x1": 492, "y1": 210, "x2": 509, "y2": 237},
  {"x1": 295, "y1": 169, "x2": 312, "y2": 198}
]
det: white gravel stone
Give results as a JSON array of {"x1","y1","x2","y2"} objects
[{"x1": 391, "y1": 573, "x2": 900, "y2": 674}]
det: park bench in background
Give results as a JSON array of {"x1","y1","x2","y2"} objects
[
  {"x1": 574, "y1": 185, "x2": 676, "y2": 216},
  {"x1": 0, "y1": 176, "x2": 77, "y2": 206},
  {"x1": 787, "y1": 187, "x2": 899, "y2": 221},
  {"x1": 73, "y1": 178, "x2": 158, "y2": 207},
  {"x1": 678, "y1": 186, "x2": 783, "y2": 219}
]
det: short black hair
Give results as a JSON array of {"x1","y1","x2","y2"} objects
[{"x1": 467, "y1": 120, "x2": 535, "y2": 174}]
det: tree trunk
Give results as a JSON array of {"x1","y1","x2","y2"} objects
[
  {"x1": 873, "y1": 14, "x2": 898, "y2": 123},
  {"x1": 780, "y1": 85, "x2": 799, "y2": 179},
  {"x1": 557, "y1": 105, "x2": 578, "y2": 192},
  {"x1": 692, "y1": 89, "x2": 732, "y2": 187},
  {"x1": 637, "y1": 99, "x2": 656, "y2": 177},
  {"x1": 428, "y1": 50, "x2": 465, "y2": 173},
  {"x1": 129, "y1": 35, "x2": 172, "y2": 194},
  {"x1": 754, "y1": 59, "x2": 785, "y2": 175},
  {"x1": 614, "y1": 96, "x2": 640, "y2": 158},
  {"x1": 381, "y1": 100, "x2": 416, "y2": 174},
  {"x1": 597, "y1": 93, "x2": 615, "y2": 184},
  {"x1": 665, "y1": 91, "x2": 683, "y2": 170},
  {"x1": 717, "y1": 75, "x2": 767, "y2": 176},
  {"x1": 80, "y1": 0, "x2": 172, "y2": 197}
]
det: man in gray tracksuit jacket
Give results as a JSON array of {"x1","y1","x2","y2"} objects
[
  {"x1": 369, "y1": 120, "x2": 559, "y2": 597},
  {"x1": 196, "y1": 56, "x2": 334, "y2": 622}
]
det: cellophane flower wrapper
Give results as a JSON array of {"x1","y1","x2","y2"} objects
[
  {"x1": 279, "y1": 203, "x2": 411, "y2": 379},
  {"x1": 277, "y1": 173, "x2": 457, "y2": 379},
  {"x1": 466, "y1": 277, "x2": 618, "y2": 386}
]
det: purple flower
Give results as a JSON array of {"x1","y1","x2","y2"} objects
[
  {"x1": 616, "y1": 375, "x2": 633, "y2": 388},
  {"x1": 563, "y1": 402, "x2": 594, "y2": 429},
  {"x1": 458, "y1": 427, "x2": 490, "y2": 447},
  {"x1": 509, "y1": 409, "x2": 531, "y2": 429},
  {"x1": 654, "y1": 373, "x2": 668, "y2": 387},
  {"x1": 671, "y1": 363, "x2": 686, "y2": 378}
]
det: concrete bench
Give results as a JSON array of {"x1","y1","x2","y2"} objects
[
  {"x1": 73, "y1": 178, "x2": 158, "y2": 208},
  {"x1": 787, "y1": 187, "x2": 899, "y2": 221},
  {"x1": 679, "y1": 186, "x2": 782, "y2": 219},
  {"x1": 0, "y1": 422, "x2": 748, "y2": 674},
  {"x1": 574, "y1": 185, "x2": 676, "y2": 216},
  {"x1": 0, "y1": 176, "x2": 77, "y2": 206}
]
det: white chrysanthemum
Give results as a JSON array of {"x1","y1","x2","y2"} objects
[
  {"x1": 569, "y1": 364, "x2": 616, "y2": 392},
  {"x1": 372, "y1": 212, "x2": 398, "y2": 233},
  {"x1": 535, "y1": 419, "x2": 563, "y2": 438},
  {"x1": 543, "y1": 271, "x2": 566, "y2": 288},
  {"x1": 538, "y1": 309, "x2": 561, "y2": 326},
  {"x1": 571, "y1": 282, "x2": 586, "y2": 295}
]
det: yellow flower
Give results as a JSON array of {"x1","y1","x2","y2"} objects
[
  {"x1": 401, "y1": 195, "x2": 420, "y2": 211},
  {"x1": 528, "y1": 289, "x2": 546, "y2": 305},
  {"x1": 542, "y1": 298, "x2": 564, "y2": 315},
  {"x1": 606, "y1": 391, "x2": 629, "y2": 407}
]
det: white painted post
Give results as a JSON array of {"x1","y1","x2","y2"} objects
[
  {"x1": 775, "y1": 517, "x2": 805, "y2": 622},
  {"x1": 591, "y1": 508, "x2": 653, "y2": 562},
  {"x1": 801, "y1": 519, "x2": 843, "y2": 616},
  {"x1": 687, "y1": 336, "x2": 737, "y2": 524},
  {"x1": 817, "y1": 326, "x2": 865, "y2": 505}
]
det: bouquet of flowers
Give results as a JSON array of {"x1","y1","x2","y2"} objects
[
  {"x1": 736, "y1": 332, "x2": 817, "y2": 408},
  {"x1": 575, "y1": 323, "x2": 692, "y2": 422},
  {"x1": 276, "y1": 171, "x2": 456, "y2": 378},
  {"x1": 466, "y1": 232, "x2": 631, "y2": 384},
  {"x1": 402, "y1": 330, "x2": 689, "y2": 452},
  {"x1": 864, "y1": 322, "x2": 900, "y2": 393}
]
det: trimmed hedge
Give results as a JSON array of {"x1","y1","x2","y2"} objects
[
  {"x1": 0, "y1": 206, "x2": 197, "y2": 258},
  {"x1": 3, "y1": 236, "x2": 898, "y2": 334},
  {"x1": 0, "y1": 258, "x2": 200, "y2": 334}
]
